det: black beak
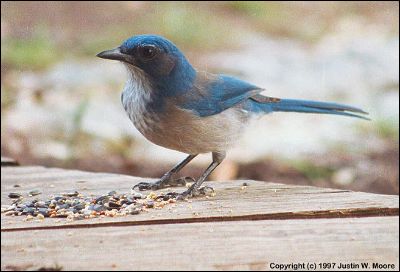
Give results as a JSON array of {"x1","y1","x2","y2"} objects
[{"x1": 96, "y1": 47, "x2": 133, "y2": 64}]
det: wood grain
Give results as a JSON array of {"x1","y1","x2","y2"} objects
[
  {"x1": 1, "y1": 163, "x2": 399, "y2": 271},
  {"x1": 1, "y1": 217, "x2": 398, "y2": 271}
]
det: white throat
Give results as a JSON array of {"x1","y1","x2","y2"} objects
[{"x1": 121, "y1": 65, "x2": 153, "y2": 126}]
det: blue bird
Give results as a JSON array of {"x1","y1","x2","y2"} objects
[{"x1": 97, "y1": 34, "x2": 369, "y2": 199}]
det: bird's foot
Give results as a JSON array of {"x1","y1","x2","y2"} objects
[
  {"x1": 132, "y1": 176, "x2": 195, "y2": 191},
  {"x1": 176, "y1": 186, "x2": 215, "y2": 201}
]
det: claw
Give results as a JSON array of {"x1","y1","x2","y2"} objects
[
  {"x1": 132, "y1": 181, "x2": 161, "y2": 191},
  {"x1": 156, "y1": 192, "x2": 180, "y2": 201},
  {"x1": 132, "y1": 176, "x2": 196, "y2": 192},
  {"x1": 176, "y1": 192, "x2": 190, "y2": 201},
  {"x1": 198, "y1": 186, "x2": 215, "y2": 196},
  {"x1": 175, "y1": 186, "x2": 215, "y2": 200}
]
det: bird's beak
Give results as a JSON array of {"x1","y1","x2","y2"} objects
[{"x1": 96, "y1": 47, "x2": 133, "y2": 64}]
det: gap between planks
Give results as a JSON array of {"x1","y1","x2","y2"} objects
[
  {"x1": 1, "y1": 157, "x2": 19, "y2": 167},
  {"x1": 2, "y1": 207, "x2": 398, "y2": 232}
]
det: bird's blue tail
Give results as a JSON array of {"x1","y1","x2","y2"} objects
[{"x1": 246, "y1": 95, "x2": 369, "y2": 120}]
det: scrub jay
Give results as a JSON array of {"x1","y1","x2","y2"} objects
[{"x1": 97, "y1": 34, "x2": 368, "y2": 199}]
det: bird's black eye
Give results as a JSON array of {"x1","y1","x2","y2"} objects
[{"x1": 138, "y1": 45, "x2": 158, "y2": 60}]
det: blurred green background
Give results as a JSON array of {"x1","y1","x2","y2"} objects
[{"x1": 1, "y1": 1, "x2": 399, "y2": 194}]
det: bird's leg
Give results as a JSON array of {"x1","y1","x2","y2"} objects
[
  {"x1": 177, "y1": 151, "x2": 226, "y2": 200},
  {"x1": 133, "y1": 154, "x2": 197, "y2": 191}
]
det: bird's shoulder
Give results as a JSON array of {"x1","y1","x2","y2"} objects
[
  {"x1": 194, "y1": 71, "x2": 262, "y2": 93},
  {"x1": 176, "y1": 70, "x2": 264, "y2": 117}
]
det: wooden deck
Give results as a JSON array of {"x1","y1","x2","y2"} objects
[{"x1": 1, "y1": 157, "x2": 399, "y2": 271}]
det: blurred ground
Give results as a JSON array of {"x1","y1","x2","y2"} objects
[{"x1": 1, "y1": 2, "x2": 399, "y2": 195}]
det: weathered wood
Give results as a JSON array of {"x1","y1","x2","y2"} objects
[
  {"x1": 1, "y1": 217, "x2": 398, "y2": 271},
  {"x1": 1, "y1": 162, "x2": 399, "y2": 270},
  {"x1": 1, "y1": 166, "x2": 398, "y2": 230},
  {"x1": 1, "y1": 157, "x2": 18, "y2": 167}
]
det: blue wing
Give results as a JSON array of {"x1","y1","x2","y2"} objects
[{"x1": 178, "y1": 73, "x2": 263, "y2": 117}]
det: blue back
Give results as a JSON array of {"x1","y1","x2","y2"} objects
[{"x1": 178, "y1": 74, "x2": 263, "y2": 117}]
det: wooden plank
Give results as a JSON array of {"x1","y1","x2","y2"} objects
[
  {"x1": 1, "y1": 157, "x2": 18, "y2": 167},
  {"x1": 1, "y1": 217, "x2": 398, "y2": 271},
  {"x1": 1, "y1": 166, "x2": 398, "y2": 230}
]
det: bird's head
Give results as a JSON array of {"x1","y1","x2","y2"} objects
[{"x1": 97, "y1": 34, "x2": 194, "y2": 83}]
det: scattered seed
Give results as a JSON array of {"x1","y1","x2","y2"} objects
[
  {"x1": 82, "y1": 209, "x2": 92, "y2": 216},
  {"x1": 35, "y1": 201, "x2": 46, "y2": 208},
  {"x1": 108, "y1": 201, "x2": 121, "y2": 208},
  {"x1": 146, "y1": 200, "x2": 155, "y2": 208},
  {"x1": 88, "y1": 204, "x2": 106, "y2": 212},
  {"x1": 147, "y1": 192, "x2": 157, "y2": 200},
  {"x1": 8, "y1": 193, "x2": 22, "y2": 199},
  {"x1": 128, "y1": 209, "x2": 140, "y2": 215},
  {"x1": 24, "y1": 215, "x2": 34, "y2": 221},
  {"x1": 73, "y1": 214, "x2": 85, "y2": 220},
  {"x1": 37, "y1": 208, "x2": 49, "y2": 217},
  {"x1": 131, "y1": 192, "x2": 144, "y2": 199},
  {"x1": 5, "y1": 211, "x2": 17, "y2": 216},
  {"x1": 28, "y1": 190, "x2": 41, "y2": 196},
  {"x1": 73, "y1": 203, "x2": 85, "y2": 210},
  {"x1": 62, "y1": 191, "x2": 79, "y2": 197},
  {"x1": 95, "y1": 195, "x2": 109, "y2": 204},
  {"x1": 22, "y1": 207, "x2": 35, "y2": 215},
  {"x1": 26, "y1": 201, "x2": 36, "y2": 207}
]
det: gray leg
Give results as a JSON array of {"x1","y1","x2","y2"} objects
[
  {"x1": 177, "y1": 151, "x2": 226, "y2": 200},
  {"x1": 133, "y1": 154, "x2": 197, "y2": 191}
]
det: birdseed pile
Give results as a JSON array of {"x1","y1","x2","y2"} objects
[{"x1": 1, "y1": 187, "x2": 214, "y2": 221}]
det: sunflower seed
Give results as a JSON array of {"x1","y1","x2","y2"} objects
[
  {"x1": 28, "y1": 190, "x2": 41, "y2": 196},
  {"x1": 8, "y1": 193, "x2": 22, "y2": 199}
]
